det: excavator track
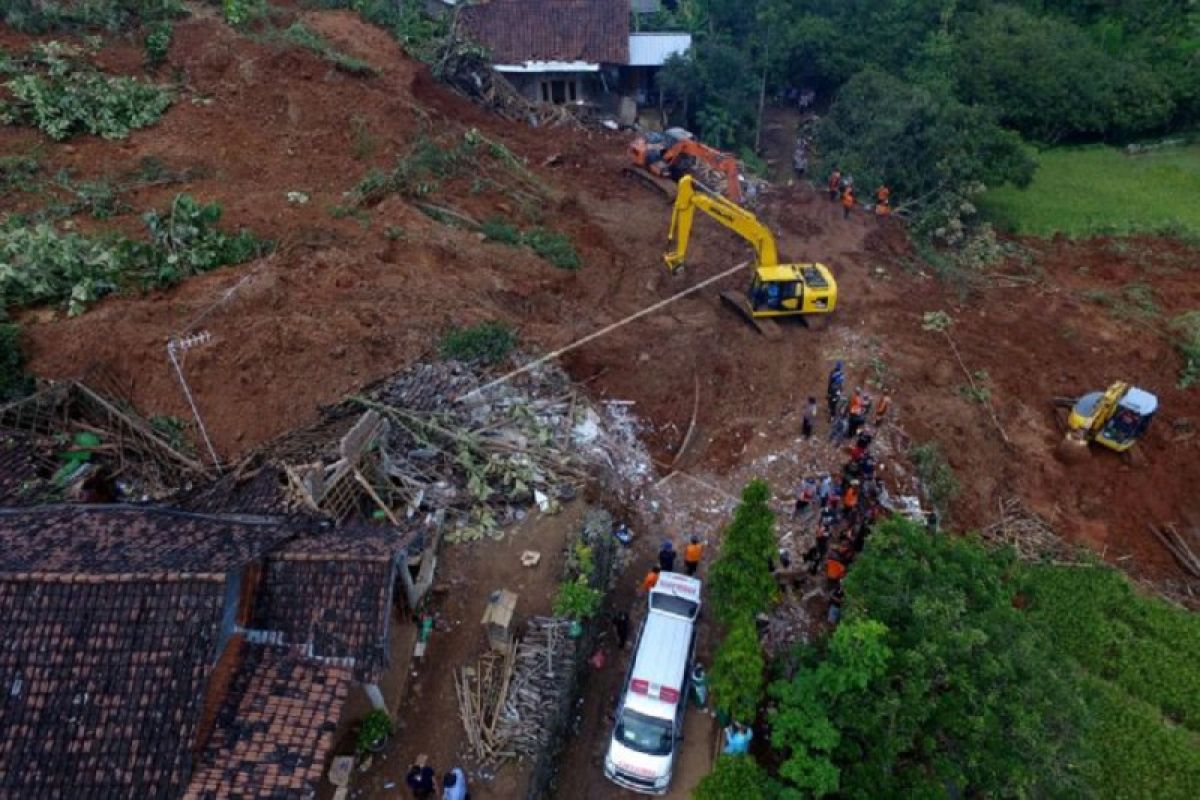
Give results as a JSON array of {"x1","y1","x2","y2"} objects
[
  {"x1": 719, "y1": 291, "x2": 782, "y2": 340},
  {"x1": 621, "y1": 167, "x2": 674, "y2": 203}
]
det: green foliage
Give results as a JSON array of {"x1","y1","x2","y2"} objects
[
  {"x1": 481, "y1": 216, "x2": 521, "y2": 246},
  {"x1": 143, "y1": 20, "x2": 173, "y2": 67},
  {"x1": 1171, "y1": 311, "x2": 1200, "y2": 388},
  {"x1": 769, "y1": 619, "x2": 891, "y2": 796},
  {"x1": 0, "y1": 321, "x2": 33, "y2": 402},
  {"x1": 708, "y1": 479, "x2": 777, "y2": 624},
  {"x1": 437, "y1": 321, "x2": 517, "y2": 366},
  {"x1": 953, "y1": 5, "x2": 1174, "y2": 142},
  {"x1": 980, "y1": 144, "x2": 1200, "y2": 239},
  {"x1": 0, "y1": 154, "x2": 42, "y2": 194},
  {"x1": 709, "y1": 612, "x2": 765, "y2": 723},
  {"x1": 909, "y1": 441, "x2": 957, "y2": 512},
  {"x1": 354, "y1": 709, "x2": 391, "y2": 755},
  {"x1": 1020, "y1": 564, "x2": 1200, "y2": 731},
  {"x1": 2, "y1": 0, "x2": 185, "y2": 33},
  {"x1": 768, "y1": 517, "x2": 1090, "y2": 798},
  {"x1": 307, "y1": 0, "x2": 450, "y2": 64},
  {"x1": 0, "y1": 194, "x2": 268, "y2": 315},
  {"x1": 553, "y1": 576, "x2": 603, "y2": 620},
  {"x1": 0, "y1": 221, "x2": 126, "y2": 315},
  {"x1": 694, "y1": 754, "x2": 773, "y2": 800},
  {"x1": 1, "y1": 42, "x2": 173, "y2": 141},
  {"x1": 659, "y1": 40, "x2": 759, "y2": 149},
  {"x1": 140, "y1": 194, "x2": 270, "y2": 288},
  {"x1": 816, "y1": 68, "x2": 1034, "y2": 204},
  {"x1": 521, "y1": 227, "x2": 580, "y2": 270},
  {"x1": 282, "y1": 22, "x2": 376, "y2": 76},
  {"x1": 1016, "y1": 563, "x2": 1200, "y2": 798},
  {"x1": 221, "y1": 0, "x2": 266, "y2": 28}
]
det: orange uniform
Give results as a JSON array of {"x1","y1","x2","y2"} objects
[
  {"x1": 875, "y1": 394, "x2": 892, "y2": 420},
  {"x1": 641, "y1": 569, "x2": 660, "y2": 592},
  {"x1": 841, "y1": 189, "x2": 855, "y2": 209},
  {"x1": 876, "y1": 185, "x2": 890, "y2": 205},
  {"x1": 685, "y1": 541, "x2": 704, "y2": 564},
  {"x1": 825, "y1": 559, "x2": 847, "y2": 581},
  {"x1": 843, "y1": 485, "x2": 859, "y2": 509}
]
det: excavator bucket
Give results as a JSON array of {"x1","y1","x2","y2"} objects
[{"x1": 720, "y1": 291, "x2": 782, "y2": 340}]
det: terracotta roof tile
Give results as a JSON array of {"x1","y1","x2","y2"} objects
[
  {"x1": 0, "y1": 577, "x2": 226, "y2": 798},
  {"x1": 461, "y1": 0, "x2": 630, "y2": 65},
  {"x1": 0, "y1": 505, "x2": 297, "y2": 575},
  {"x1": 184, "y1": 644, "x2": 351, "y2": 800}
]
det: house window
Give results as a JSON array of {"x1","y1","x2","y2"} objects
[{"x1": 540, "y1": 79, "x2": 578, "y2": 105}]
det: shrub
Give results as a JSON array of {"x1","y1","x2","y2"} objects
[
  {"x1": 144, "y1": 21, "x2": 173, "y2": 67},
  {"x1": 140, "y1": 194, "x2": 270, "y2": 288},
  {"x1": 481, "y1": 216, "x2": 521, "y2": 245},
  {"x1": 708, "y1": 479, "x2": 777, "y2": 624},
  {"x1": 0, "y1": 321, "x2": 33, "y2": 402},
  {"x1": 709, "y1": 612, "x2": 764, "y2": 723},
  {"x1": 2, "y1": 0, "x2": 185, "y2": 33},
  {"x1": 0, "y1": 154, "x2": 42, "y2": 194},
  {"x1": 694, "y1": 755, "x2": 772, "y2": 800},
  {"x1": 0, "y1": 194, "x2": 269, "y2": 315},
  {"x1": 354, "y1": 709, "x2": 391, "y2": 755},
  {"x1": 438, "y1": 321, "x2": 516, "y2": 366},
  {"x1": 0, "y1": 42, "x2": 173, "y2": 140},
  {"x1": 282, "y1": 22, "x2": 376, "y2": 76},
  {"x1": 1170, "y1": 311, "x2": 1200, "y2": 389},
  {"x1": 553, "y1": 577, "x2": 603, "y2": 620},
  {"x1": 522, "y1": 227, "x2": 580, "y2": 270},
  {"x1": 910, "y1": 441, "x2": 958, "y2": 512}
]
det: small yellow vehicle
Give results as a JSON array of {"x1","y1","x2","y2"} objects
[
  {"x1": 663, "y1": 175, "x2": 836, "y2": 338},
  {"x1": 1066, "y1": 381, "x2": 1158, "y2": 452}
]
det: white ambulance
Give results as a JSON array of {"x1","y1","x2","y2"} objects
[{"x1": 603, "y1": 572, "x2": 702, "y2": 794}]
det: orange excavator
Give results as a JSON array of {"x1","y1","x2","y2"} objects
[{"x1": 628, "y1": 128, "x2": 743, "y2": 204}]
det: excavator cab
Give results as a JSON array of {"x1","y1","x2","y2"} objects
[
  {"x1": 747, "y1": 265, "x2": 838, "y2": 316},
  {"x1": 1067, "y1": 382, "x2": 1157, "y2": 452}
]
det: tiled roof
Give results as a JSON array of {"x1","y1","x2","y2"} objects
[
  {"x1": 174, "y1": 465, "x2": 297, "y2": 518},
  {"x1": 0, "y1": 428, "x2": 52, "y2": 507},
  {"x1": 0, "y1": 576, "x2": 227, "y2": 799},
  {"x1": 0, "y1": 505, "x2": 296, "y2": 575},
  {"x1": 184, "y1": 644, "x2": 351, "y2": 800},
  {"x1": 254, "y1": 525, "x2": 411, "y2": 682},
  {"x1": 461, "y1": 0, "x2": 631, "y2": 65}
]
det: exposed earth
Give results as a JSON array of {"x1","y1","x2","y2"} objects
[{"x1": 4, "y1": 6, "x2": 1199, "y2": 798}]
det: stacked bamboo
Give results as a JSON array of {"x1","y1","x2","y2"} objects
[
  {"x1": 981, "y1": 497, "x2": 1075, "y2": 562},
  {"x1": 455, "y1": 640, "x2": 519, "y2": 763}
]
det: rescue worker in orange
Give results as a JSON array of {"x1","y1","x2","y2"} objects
[
  {"x1": 875, "y1": 184, "x2": 891, "y2": 220},
  {"x1": 828, "y1": 169, "x2": 842, "y2": 202},
  {"x1": 640, "y1": 565, "x2": 661, "y2": 593},
  {"x1": 841, "y1": 185, "x2": 855, "y2": 220},
  {"x1": 684, "y1": 536, "x2": 705, "y2": 576}
]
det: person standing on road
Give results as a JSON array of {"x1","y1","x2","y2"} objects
[
  {"x1": 684, "y1": 536, "x2": 705, "y2": 576},
  {"x1": 842, "y1": 186, "x2": 855, "y2": 220},
  {"x1": 875, "y1": 393, "x2": 892, "y2": 426},
  {"x1": 640, "y1": 565, "x2": 661, "y2": 593},
  {"x1": 827, "y1": 169, "x2": 842, "y2": 202},
  {"x1": 442, "y1": 767, "x2": 469, "y2": 800},
  {"x1": 802, "y1": 396, "x2": 818, "y2": 438},
  {"x1": 793, "y1": 477, "x2": 817, "y2": 519},
  {"x1": 827, "y1": 361, "x2": 845, "y2": 397},
  {"x1": 612, "y1": 610, "x2": 630, "y2": 649},
  {"x1": 407, "y1": 755, "x2": 435, "y2": 800},
  {"x1": 658, "y1": 540, "x2": 677, "y2": 572}
]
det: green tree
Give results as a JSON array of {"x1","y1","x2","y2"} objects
[
  {"x1": 709, "y1": 612, "x2": 765, "y2": 723},
  {"x1": 769, "y1": 517, "x2": 1089, "y2": 798},
  {"x1": 694, "y1": 754, "x2": 773, "y2": 800},
  {"x1": 816, "y1": 68, "x2": 1034, "y2": 204},
  {"x1": 769, "y1": 619, "x2": 891, "y2": 797},
  {"x1": 707, "y1": 479, "x2": 777, "y2": 623}
]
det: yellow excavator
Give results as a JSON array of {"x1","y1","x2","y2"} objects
[
  {"x1": 1063, "y1": 381, "x2": 1158, "y2": 452},
  {"x1": 664, "y1": 175, "x2": 836, "y2": 338}
]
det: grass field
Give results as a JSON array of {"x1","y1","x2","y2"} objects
[{"x1": 980, "y1": 143, "x2": 1200, "y2": 238}]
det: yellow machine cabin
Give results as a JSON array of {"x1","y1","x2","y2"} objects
[
  {"x1": 1066, "y1": 381, "x2": 1157, "y2": 452},
  {"x1": 663, "y1": 175, "x2": 836, "y2": 337}
]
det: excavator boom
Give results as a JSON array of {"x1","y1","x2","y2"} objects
[
  {"x1": 662, "y1": 175, "x2": 837, "y2": 333},
  {"x1": 665, "y1": 175, "x2": 778, "y2": 273}
]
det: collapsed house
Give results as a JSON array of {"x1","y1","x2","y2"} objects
[{"x1": 0, "y1": 505, "x2": 417, "y2": 798}]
